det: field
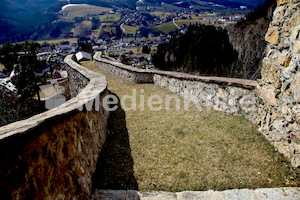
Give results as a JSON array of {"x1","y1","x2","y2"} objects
[
  {"x1": 37, "y1": 38, "x2": 77, "y2": 45},
  {"x1": 150, "y1": 12, "x2": 174, "y2": 19},
  {"x1": 154, "y1": 4, "x2": 183, "y2": 12},
  {"x1": 123, "y1": 25, "x2": 138, "y2": 35},
  {"x1": 150, "y1": 19, "x2": 208, "y2": 34},
  {"x1": 99, "y1": 14, "x2": 121, "y2": 22},
  {"x1": 92, "y1": 22, "x2": 117, "y2": 34},
  {"x1": 150, "y1": 21, "x2": 177, "y2": 34},
  {"x1": 72, "y1": 20, "x2": 92, "y2": 37},
  {"x1": 151, "y1": 19, "x2": 216, "y2": 34},
  {"x1": 83, "y1": 61, "x2": 300, "y2": 192},
  {"x1": 60, "y1": 4, "x2": 112, "y2": 22}
]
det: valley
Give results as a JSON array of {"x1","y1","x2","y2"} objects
[{"x1": 0, "y1": 0, "x2": 261, "y2": 44}]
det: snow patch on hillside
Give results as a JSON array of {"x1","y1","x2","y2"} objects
[{"x1": 61, "y1": 4, "x2": 89, "y2": 11}]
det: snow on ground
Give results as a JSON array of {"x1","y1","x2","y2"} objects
[{"x1": 61, "y1": 4, "x2": 89, "y2": 11}]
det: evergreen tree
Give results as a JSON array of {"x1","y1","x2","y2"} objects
[
  {"x1": 0, "y1": 41, "x2": 45, "y2": 118},
  {"x1": 152, "y1": 24, "x2": 238, "y2": 77},
  {"x1": 142, "y1": 45, "x2": 151, "y2": 54}
]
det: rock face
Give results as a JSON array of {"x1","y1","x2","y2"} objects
[{"x1": 258, "y1": 0, "x2": 300, "y2": 167}]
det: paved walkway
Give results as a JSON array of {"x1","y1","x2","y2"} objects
[{"x1": 92, "y1": 188, "x2": 300, "y2": 200}]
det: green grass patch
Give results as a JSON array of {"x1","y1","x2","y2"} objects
[
  {"x1": 93, "y1": 22, "x2": 114, "y2": 32},
  {"x1": 151, "y1": 21, "x2": 177, "y2": 34},
  {"x1": 100, "y1": 13, "x2": 121, "y2": 22},
  {"x1": 60, "y1": 4, "x2": 112, "y2": 22},
  {"x1": 82, "y1": 61, "x2": 300, "y2": 192},
  {"x1": 123, "y1": 25, "x2": 138, "y2": 35}
]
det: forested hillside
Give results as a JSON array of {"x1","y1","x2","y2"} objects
[
  {"x1": 227, "y1": 0, "x2": 277, "y2": 79},
  {"x1": 0, "y1": 0, "x2": 136, "y2": 44},
  {"x1": 143, "y1": 0, "x2": 265, "y2": 8},
  {"x1": 151, "y1": 0, "x2": 277, "y2": 79},
  {"x1": 152, "y1": 24, "x2": 238, "y2": 77}
]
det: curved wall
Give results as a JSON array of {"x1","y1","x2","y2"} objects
[
  {"x1": 94, "y1": 52, "x2": 258, "y2": 122},
  {"x1": 0, "y1": 55, "x2": 109, "y2": 199},
  {"x1": 94, "y1": 15, "x2": 300, "y2": 168}
]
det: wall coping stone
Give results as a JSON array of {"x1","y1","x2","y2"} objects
[
  {"x1": 94, "y1": 52, "x2": 258, "y2": 89},
  {"x1": 0, "y1": 55, "x2": 107, "y2": 140}
]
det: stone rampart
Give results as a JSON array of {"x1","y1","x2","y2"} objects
[
  {"x1": 0, "y1": 55, "x2": 109, "y2": 199},
  {"x1": 258, "y1": 0, "x2": 300, "y2": 167},
  {"x1": 94, "y1": 12, "x2": 300, "y2": 167},
  {"x1": 94, "y1": 52, "x2": 258, "y2": 122}
]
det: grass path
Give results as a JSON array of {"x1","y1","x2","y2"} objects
[{"x1": 82, "y1": 61, "x2": 300, "y2": 192}]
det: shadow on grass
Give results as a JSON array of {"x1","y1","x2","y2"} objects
[{"x1": 92, "y1": 92, "x2": 138, "y2": 191}]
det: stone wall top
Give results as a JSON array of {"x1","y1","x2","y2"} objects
[
  {"x1": 94, "y1": 52, "x2": 258, "y2": 89},
  {"x1": 0, "y1": 55, "x2": 107, "y2": 140}
]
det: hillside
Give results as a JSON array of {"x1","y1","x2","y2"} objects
[
  {"x1": 0, "y1": 0, "x2": 58, "y2": 43},
  {"x1": 0, "y1": 0, "x2": 135, "y2": 44},
  {"x1": 227, "y1": 0, "x2": 277, "y2": 79},
  {"x1": 152, "y1": 24, "x2": 238, "y2": 77},
  {"x1": 0, "y1": 0, "x2": 270, "y2": 44}
]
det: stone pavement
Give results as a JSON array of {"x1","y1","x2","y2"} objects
[{"x1": 91, "y1": 187, "x2": 300, "y2": 200}]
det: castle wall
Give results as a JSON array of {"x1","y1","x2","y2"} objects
[
  {"x1": 258, "y1": 0, "x2": 300, "y2": 167},
  {"x1": 94, "y1": 53, "x2": 258, "y2": 122},
  {"x1": 94, "y1": 0, "x2": 300, "y2": 168},
  {"x1": 0, "y1": 55, "x2": 109, "y2": 199}
]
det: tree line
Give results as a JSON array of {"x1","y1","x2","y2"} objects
[{"x1": 152, "y1": 24, "x2": 238, "y2": 77}]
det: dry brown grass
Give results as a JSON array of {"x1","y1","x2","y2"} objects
[{"x1": 82, "y1": 61, "x2": 300, "y2": 192}]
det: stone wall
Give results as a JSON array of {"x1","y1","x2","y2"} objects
[
  {"x1": 94, "y1": 8, "x2": 300, "y2": 167},
  {"x1": 65, "y1": 62, "x2": 89, "y2": 98},
  {"x1": 258, "y1": 0, "x2": 300, "y2": 167},
  {"x1": 153, "y1": 74, "x2": 258, "y2": 121},
  {"x1": 0, "y1": 55, "x2": 109, "y2": 199},
  {"x1": 94, "y1": 56, "x2": 153, "y2": 84},
  {"x1": 94, "y1": 53, "x2": 258, "y2": 122}
]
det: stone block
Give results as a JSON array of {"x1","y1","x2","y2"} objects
[
  {"x1": 291, "y1": 27, "x2": 299, "y2": 40},
  {"x1": 261, "y1": 88, "x2": 278, "y2": 106},
  {"x1": 255, "y1": 187, "x2": 300, "y2": 200},
  {"x1": 265, "y1": 28, "x2": 279, "y2": 45},
  {"x1": 291, "y1": 13, "x2": 300, "y2": 28},
  {"x1": 277, "y1": 0, "x2": 292, "y2": 5},
  {"x1": 274, "y1": 142, "x2": 292, "y2": 159},
  {"x1": 261, "y1": 58, "x2": 281, "y2": 88},
  {"x1": 291, "y1": 132, "x2": 300, "y2": 144},
  {"x1": 291, "y1": 73, "x2": 300, "y2": 103},
  {"x1": 277, "y1": 51, "x2": 291, "y2": 67},
  {"x1": 291, "y1": 40, "x2": 300, "y2": 53}
]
